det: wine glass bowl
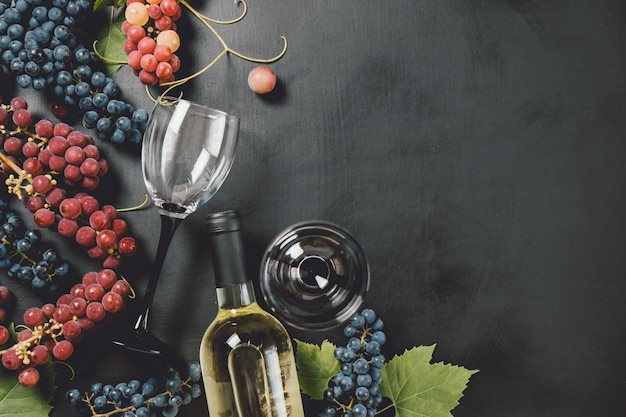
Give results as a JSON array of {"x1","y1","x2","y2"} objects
[
  {"x1": 113, "y1": 97, "x2": 239, "y2": 359},
  {"x1": 260, "y1": 221, "x2": 370, "y2": 331},
  {"x1": 142, "y1": 97, "x2": 239, "y2": 218}
]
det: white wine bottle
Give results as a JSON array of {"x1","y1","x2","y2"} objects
[{"x1": 200, "y1": 210, "x2": 306, "y2": 417}]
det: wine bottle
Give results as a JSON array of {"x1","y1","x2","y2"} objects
[{"x1": 200, "y1": 210, "x2": 306, "y2": 417}]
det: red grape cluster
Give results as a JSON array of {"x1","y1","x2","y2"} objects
[
  {"x1": 123, "y1": 0, "x2": 183, "y2": 86},
  {"x1": 0, "y1": 269, "x2": 131, "y2": 387},
  {"x1": 0, "y1": 96, "x2": 138, "y2": 270}
]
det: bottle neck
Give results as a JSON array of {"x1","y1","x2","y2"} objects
[{"x1": 216, "y1": 281, "x2": 257, "y2": 310}]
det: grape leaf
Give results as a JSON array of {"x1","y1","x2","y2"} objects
[
  {"x1": 93, "y1": 0, "x2": 125, "y2": 11},
  {"x1": 295, "y1": 339, "x2": 341, "y2": 400},
  {"x1": 0, "y1": 361, "x2": 55, "y2": 416},
  {"x1": 379, "y1": 345, "x2": 478, "y2": 417},
  {"x1": 94, "y1": 14, "x2": 127, "y2": 76}
]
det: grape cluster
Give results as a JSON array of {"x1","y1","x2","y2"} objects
[
  {"x1": 0, "y1": 200, "x2": 72, "y2": 300},
  {"x1": 67, "y1": 361, "x2": 202, "y2": 417},
  {"x1": 0, "y1": 0, "x2": 149, "y2": 144},
  {"x1": 1, "y1": 96, "x2": 138, "y2": 270},
  {"x1": 322, "y1": 309, "x2": 386, "y2": 417},
  {"x1": 0, "y1": 267, "x2": 131, "y2": 386},
  {"x1": 123, "y1": 0, "x2": 182, "y2": 86}
]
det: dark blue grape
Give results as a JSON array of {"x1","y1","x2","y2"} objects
[
  {"x1": 48, "y1": 6, "x2": 64, "y2": 22},
  {"x1": 66, "y1": 388, "x2": 81, "y2": 406},
  {"x1": 53, "y1": 44, "x2": 71, "y2": 61}
]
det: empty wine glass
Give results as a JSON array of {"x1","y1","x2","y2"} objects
[{"x1": 112, "y1": 97, "x2": 239, "y2": 359}]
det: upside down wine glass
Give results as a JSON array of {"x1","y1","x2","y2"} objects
[{"x1": 112, "y1": 97, "x2": 239, "y2": 359}]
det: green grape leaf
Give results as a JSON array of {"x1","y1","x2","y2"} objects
[
  {"x1": 94, "y1": 14, "x2": 127, "y2": 76},
  {"x1": 379, "y1": 345, "x2": 478, "y2": 417},
  {"x1": 0, "y1": 362, "x2": 56, "y2": 416},
  {"x1": 93, "y1": 0, "x2": 125, "y2": 11},
  {"x1": 0, "y1": 323, "x2": 56, "y2": 416},
  {"x1": 295, "y1": 339, "x2": 341, "y2": 400}
]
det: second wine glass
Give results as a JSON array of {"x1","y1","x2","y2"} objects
[{"x1": 112, "y1": 97, "x2": 239, "y2": 358}]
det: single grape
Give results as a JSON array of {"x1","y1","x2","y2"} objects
[
  {"x1": 248, "y1": 66, "x2": 277, "y2": 94},
  {"x1": 18, "y1": 367, "x2": 40, "y2": 387}
]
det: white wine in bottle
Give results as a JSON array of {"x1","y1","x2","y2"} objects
[{"x1": 200, "y1": 210, "x2": 305, "y2": 417}]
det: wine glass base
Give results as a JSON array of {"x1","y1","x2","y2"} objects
[{"x1": 111, "y1": 330, "x2": 185, "y2": 370}]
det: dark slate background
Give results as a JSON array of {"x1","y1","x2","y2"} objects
[{"x1": 1, "y1": 1, "x2": 625, "y2": 416}]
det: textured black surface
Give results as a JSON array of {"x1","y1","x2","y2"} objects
[{"x1": 2, "y1": 1, "x2": 625, "y2": 416}]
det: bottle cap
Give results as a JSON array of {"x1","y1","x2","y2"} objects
[
  {"x1": 205, "y1": 210, "x2": 242, "y2": 234},
  {"x1": 205, "y1": 210, "x2": 247, "y2": 286}
]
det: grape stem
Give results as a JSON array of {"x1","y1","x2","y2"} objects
[
  {"x1": 116, "y1": 194, "x2": 151, "y2": 212},
  {"x1": 0, "y1": 152, "x2": 26, "y2": 176},
  {"x1": 155, "y1": 0, "x2": 288, "y2": 98}
]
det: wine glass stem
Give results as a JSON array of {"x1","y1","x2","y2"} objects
[{"x1": 134, "y1": 214, "x2": 183, "y2": 333}]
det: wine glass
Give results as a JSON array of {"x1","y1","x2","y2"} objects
[
  {"x1": 260, "y1": 221, "x2": 370, "y2": 331},
  {"x1": 112, "y1": 97, "x2": 239, "y2": 360}
]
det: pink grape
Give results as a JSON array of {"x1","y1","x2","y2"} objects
[
  {"x1": 87, "y1": 245, "x2": 107, "y2": 260},
  {"x1": 53, "y1": 122, "x2": 72, "y2": 137},
  {"x1": 12, "y1": 108, "x2": 33, "y2": 127},
  {"x1": 76, "y1": 226, "x2": 97, "y2": 247},
  {"x1": 111, "y1": 280, "x2": 130, "y2": 297},
  {"x1": 138, "y1": 37, "x2": 156, "y2": 54},
  {"x1": 59, "y1": 198, "x2": 82, "y2": 219},
  {"x1": 22, "y1": 141, "x2": 41, "y2": 157},
  {"x1": 118, "y1": 237, "x2": 137, "y2": 256},
  {"x1": 81, "y1": 272, "x2": 98, "y2": 286},
  {"x1": 102, "y1": 291, "x2": 124, "y2": 313},
  {"x1": 53, "y1": 304, "x2": 72, "y2": 323},
  {"x1": 0, "y1": 286, "x2": 9, "y2": 303},
  {"x1": 23, "y1": 307, "x2": 45, "y2": 327},
  {"x1": 32, "y1": 175, "x2": 53, "y2": 193},
  {"x1": 155, "y1": 15, "x2": 173, "y2": 31},
  {"x1": 30, "y1": 345, "x2": 50, "y2": 365},
  {"x1": 127, "y1": 25, "x2": 146, "y2": 43},
  {"x1": 1, "y1": 350, "x2": 20, "y2": 370},
  {"x1": 69, "y1": 297, "x2": 87, "y2": 316},
  {"x1": 58, "y1": 218, "x2": 79, "y2": 237},
  {"x1": 85, "y1": 283, "x2": 105, "y2": 302},
  {"x1": 83, "y1": 144, "x2": 100, "y2": 159},
  {"x1": 96, "y1": 269, "x2": 118, "y2": 289},
  {"x1": 18, "y1": 367, "x2": 40, "y2": 387},
  {"x1": 33, "y1": 208, "x2": 55, "y2": 227},
  {"x1": 65, "y1": 145, "x2": 86, "y2": 164},
  {"x1": 38, "y1": 148, "x2": 53, "y2": 165},
  {"x1": 10, "y1": 97, "x2": 27, "y2": 110},
  {"x1": 23, "y1": 157, "x2": 43, "y2": 175},
  {"x1": 62, "y1": 320, "x2": 82, "y2": 342},
  {"x1": 3, "y1": 137, "x2": 23, "y2": 155},
  {"x1": 64, "y1": 164, "x2": 83, "y2": 183},
  {"x1": 45, "y1": 187, "x2": 66, "y2": 206},
  {"x1": 52, "y1": 340, "x2": 74, "y2": 360},
  {"x1": 0, "y1": 326, "x2": 8, "y2": 345},
  {"x1": 34, "y1": 119, "x2": 54, "y2": 137},
  {"x1": 89, "y1": 210, "x2": 111, "y2": 230},
  {"x1": 85, "y1": 302, "x2": 106, "y2": 321},
  {"x1": 96, "y1": 229, "x2": 118, "y2": 250},
  {"x1": 248, "y1": 66, "x2": 277, "y2": 94},
  {"x1": 80, "y1": 158, "x2": 100, "y2": 177},
  {"x1": 48, "y1": 136, "x2": 70, "y2": 155},
  {"x1": 79, "y1": 195, "x2": 99, "y2": 215},
  {"x1": 67, "y1": 130, "x2": 88, "y2": 147},
  {"x1": 48, "y1": 155, "x2": 68, "y2": 171},
  {"x1": 140, "y1": 54, "x2": 158, "y2": 72}
]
